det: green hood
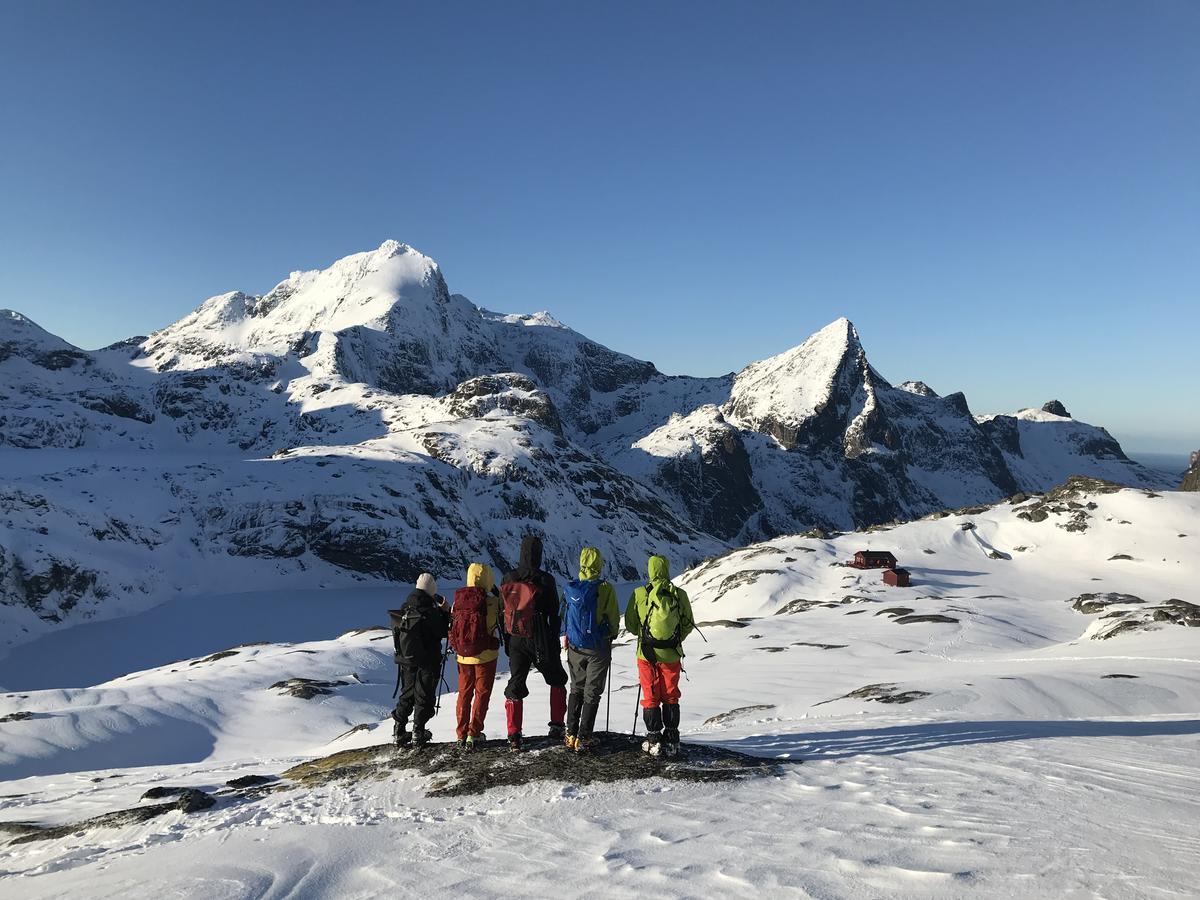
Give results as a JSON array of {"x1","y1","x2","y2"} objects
[
  {"x1": 647, "y1": 555, "x2": 670, "y2": 584},
  {"x1": 579, "y1": 547, "x2": 603, "y2": 581}
]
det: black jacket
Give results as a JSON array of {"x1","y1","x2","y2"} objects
[
  {"x1": 501, "y1": 535, "x2": 561, "y2": 652},
  {"x1": 395, "y1": 589, "x2": 450, "y2": 669}
]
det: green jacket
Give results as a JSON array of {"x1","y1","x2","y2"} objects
[
  {"x1": 562, "y1": 547, "x2": 622, "y2": 643},
  {"x1": 624, "y1": 555, "x2": 694, "y2": 663}
]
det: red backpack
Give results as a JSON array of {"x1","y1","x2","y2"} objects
[
  {"x1": 500, "y1": 581, "x2": 539, "y2": 639},
  {"x1": 449, "y1": 587, "x2": 495, "y2": 657}
]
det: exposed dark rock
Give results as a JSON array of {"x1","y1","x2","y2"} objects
[
  {"x1": 1108, "y1": 554, "x2": 1134, "y2": 561},
  {"x1": 11, "y1": 789, "x2": 216, "y2": 845},
  {"x1": 1041, "y1": 400, "x2": 1070, "y2": 417},
  {"x1": 282, "y1": 734, "x2": 790, "y2": 797},
  {"x1": 703, "y1": 704, "x2": 777, "y2": 726},
  {"x1": 1075, "y1": 596, "x2": 1200, "y2": 640},
  {"x1": 1101, "y1": 674, "x2": 1139, "y2": 679},
  {"x1": 141, "y1": 786, "x2": 192, "y2": 800},
  {"x1": 792, "y1": 641, "x2": 848, "y2": 650},
  {"x1": 226, "y1": 775, "x2": 277, "y2": 788},
  {"x1": 444, "y1": 373, "x2": 563, "y2": 435},
  {"x1": 695, "y1": 619, "x2": 751, "y2": 629},
  {"x1": 0, "y1": 711, "x2": 33, "y2": 723},
  {"x1": 1182, "y1": 451, "x2": 1200, "y2": 491},
  {"x1": 270, "y1": 678, "x2": 350, "y2": 699},
  {"x1": 1069, "y1": 592, "x2": 1145, "y2": 614},
  {"x1": 819, "y1": 683, "x2": 931, "y2": 705},
  {"x1": 894, "y1": 614, "x2": 959, "y2": 625},
  {"x1": 644, "y1": 409, "x2": 762, "y2": 541},
  {"x1": 190, "y1": 649, "x2": 240, "y2": 666}
]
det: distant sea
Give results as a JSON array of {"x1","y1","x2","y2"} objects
[{"x1": 1130, "y1": 452, "x2": 1191, "y2": 479}]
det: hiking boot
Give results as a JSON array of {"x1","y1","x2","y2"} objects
[
  {"x1": 547, "y1": 723, "x2": 566, "y2": 741},
  {"x1": 465, "y1": 734, "x2": 483, "y2": 752},
  {"x1": 661, "y1": 740, "x2": 679, "y2": 758},
  {"x1": 508, "y1": 732, "x2": 523, "y2": 752},
  {"x1": 394, "y1": 720, "x2": 412, "y2": 747},
  {"x1": 455, "y1": 739, "x2": 467, "y2": 751},
  {"x1": 574, "y1": 736, "x2": 595, "y2": 755},
  {"x1": 642, "y1": 732, "x2": 662, "y2": 756},
  {"x1": 564, "y1": 733, "x2": 578, "y2": 750},
  {"x1": 412, "y1": 728, "x2": 433, "y2": 747}
]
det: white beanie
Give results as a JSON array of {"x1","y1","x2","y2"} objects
[{"x1": 416, "y1": 573, "x2": 437, "y2": 596}]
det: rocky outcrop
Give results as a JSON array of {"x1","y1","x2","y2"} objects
[
  {"x1": 1041, "y1": 400, "x2": 1070, "y2": 417},
  {"x1": 444, "y1": 373, "x2": 562, "y2": 435},
  {"x1": 1181, "y1": 451, "x2": 1200, "y2": 491}
]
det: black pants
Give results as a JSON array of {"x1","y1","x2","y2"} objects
[
  {"x1": 567, "y1": 645, "x2": 611, "y2": 707},
  {"x1": 567, "y1": 645, "x2": 611, "y2": 738},
  {"x1": 393, "y1": 665, "x2": 439, "y2": 732},
  {"x1": 504, "y1": 635, "x2": 568, "y2": 701}
]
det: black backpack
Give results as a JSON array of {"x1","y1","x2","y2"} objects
[{"x1": 389, "y1": 601, "x2": 439, "y2": 668}]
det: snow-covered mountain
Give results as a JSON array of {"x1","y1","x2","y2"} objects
[{"x1": 0, "y1": 242, "x2": 1172, "y2": 644}]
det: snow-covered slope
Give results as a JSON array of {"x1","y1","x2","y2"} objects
[
  {"x1": 1, "y1": 480, "x2": 1196, "y2": 897},
  {"x1": 0, "y1": 243, "x2": 1173, "y2": 644}
]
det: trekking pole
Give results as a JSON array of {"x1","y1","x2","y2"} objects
[
  {"x1": 605, "y1": 661, "x2": 612, "y2": 733},
  {"x1": 632, "y1": 684, "x2": 641, "y2": 736}
]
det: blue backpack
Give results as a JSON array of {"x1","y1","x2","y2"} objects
[{"x1": 563, "y1": 579, "x2": 607, "y2": 650}]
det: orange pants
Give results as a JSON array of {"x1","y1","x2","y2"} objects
[
  {"x1": 637, "y1": 658, "x2": 682, "y2": 707},
  {"x1": 456, "y1": 660, "x2": 497, "y2": 739}
]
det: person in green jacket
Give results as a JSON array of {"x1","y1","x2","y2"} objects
[
  {"x1": 560, "y1": 547, "x2": 621, "y2": 752},
  {"x1": 624, "y1": 555, "x2": 694, "y2": 757}
]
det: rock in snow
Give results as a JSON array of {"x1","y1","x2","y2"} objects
[{"x1": 0, "y1": 242, "x2": 1176, "y2": 641}]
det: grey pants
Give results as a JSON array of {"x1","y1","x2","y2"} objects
[{"x1": 567, "y1": 645, "x2": 611, "y2": 738}]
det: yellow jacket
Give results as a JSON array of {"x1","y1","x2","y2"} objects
[{"x1": 456, "y1": 562, "x2": 502, "y2": 665}]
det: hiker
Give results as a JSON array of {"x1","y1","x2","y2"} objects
[
  {"x1": 625, "y1": 555, "x2": 695, "y2": 757},
  {"x1": 561, "y1": 547, "x2": 621, "y2": 753},
  {"x1": 450, "y1": 563, "x2": 502, "y2": 751},
  {"x1": 389, "y1": 573, "x2": 450, "y2": 747},
  {"x1": 500, "y1": 535, "x2": 568, "y2": 750}
]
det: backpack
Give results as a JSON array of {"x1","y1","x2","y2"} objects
[
  {"x1": 563, "y1": 579, "x2": 607, "y2": 650},
  {"x1": 449, "y1": 586, "x2": 496, "y2": 658},
  {"x1": 389, "y1": 601, "x2": 439, "y2": 668},
  {"x1": 639, "y1": 581, "x2": 683, "y2": 662},
  {"x1": 500, "y1": 580, "x2": 539, "y2": 639}
]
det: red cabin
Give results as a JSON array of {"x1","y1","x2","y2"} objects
[
  {"x1": 883, "y1": 567, "x2": 911, "y2": 587},
  {"x1": 851, "y1": 550, "x2": 897, "y2": 569}
]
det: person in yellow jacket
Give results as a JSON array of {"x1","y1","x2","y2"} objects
[{"x1": 449, "y1": 563, "x2": 503, "y2": 751}]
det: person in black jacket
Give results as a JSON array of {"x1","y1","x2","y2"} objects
[
  {"x1": 500, "y1": 535, "x2": 568, "y2": 750},
  {"x1": 392, "y1": 572, "x2": 450, "y2": 747}
]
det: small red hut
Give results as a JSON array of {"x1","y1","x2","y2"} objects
[
  {"x1": 883, "y1": 567, "x2": 911, "y2": 587},
  {"x1": 851, "y1": 550, "x2": 897, "y2": 569}
]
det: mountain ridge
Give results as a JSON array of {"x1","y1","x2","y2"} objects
[{"x1": 0, "y1": 241, "x2": 1175, "y2": 645}]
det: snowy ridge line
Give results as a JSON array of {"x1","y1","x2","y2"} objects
[{"x1": 0, "y1": 241, "x2": 1177, "y2": 648}]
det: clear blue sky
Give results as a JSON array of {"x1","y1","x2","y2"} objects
[{"x1": 1, "y1": 1, "x2": 1196, "y2": 453}]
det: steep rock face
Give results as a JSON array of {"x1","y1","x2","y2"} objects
[
  {"x1": 727, "y1": 318, "x2": 873, "y2": 453},
  {"x1": 1182, "y1": 452, "x2": 1200, "y2": 492},
  {"x1": 619, "y1": 406, "x2": 762, "y2": 541},
  {"x1": 976, "y1": 408, "x2": 1161, "y2": 493}
]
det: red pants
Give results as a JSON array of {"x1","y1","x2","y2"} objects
[
  {"x1": 456, "y1": 660, "x2": 497, "y2": 739},
  {"x1": 637, "y1": 658, "x2": 682, "y2": 707}
]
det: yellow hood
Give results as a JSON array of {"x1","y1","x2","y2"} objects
[{"x1": 466, "y1": 562, "x2": 494, "y2": 593}]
